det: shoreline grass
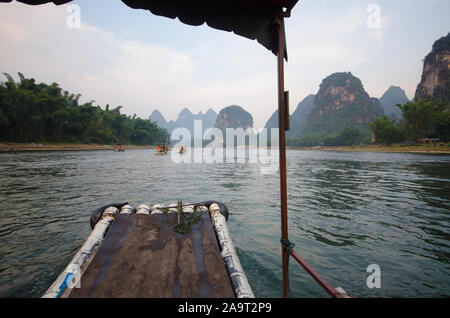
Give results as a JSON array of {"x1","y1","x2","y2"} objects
[
  {"x1": 0, "y1": 142, "x2": 157, "y2": 152},
  {"x1": 290, "y1": 143, "x2": 450, "y2": 154}
]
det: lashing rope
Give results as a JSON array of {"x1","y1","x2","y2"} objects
[
  {"x1": 281, "y1": 238, "x2": 295, "y2": 296},
  {"x1": 173, "y1": 206, "x2": 203, "y2": 234}
]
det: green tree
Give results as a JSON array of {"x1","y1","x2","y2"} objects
[
  {"x1": 430, "y1": 110, "x2": 450, "y2": 141},
  {"x1": 397, "y1": 98, "x2": 447, "y2": 141},
  {"x1": 369, "y1": 116, "x2": 405, "y2": 144},
  {"x1": 323, "y1": 127, "x2": 365, "y2": 146}
]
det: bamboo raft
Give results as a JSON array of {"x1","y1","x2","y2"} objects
[{"x1": 42, "y1": 201, "x2": 254, "y2": 298}]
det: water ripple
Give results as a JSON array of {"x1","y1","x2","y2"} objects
[{"x1": 0, "y1": 149, "x2": 449, "y2": 297}]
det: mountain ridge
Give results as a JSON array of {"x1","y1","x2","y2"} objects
[{"x1": 149, "y1": 107, "x2": 218, "y2": 139}]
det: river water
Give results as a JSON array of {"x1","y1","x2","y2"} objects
[{"x1": 0, "y1": 149, "x2": 449, "y2": 298}]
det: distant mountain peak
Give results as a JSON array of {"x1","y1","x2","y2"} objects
[
  {"x1": 205, "y1": 108, "x2": 217, "y2": 115},
  {"x1": 319, "y1": 72, "x2": 364, "y2": 92},
  {"x1": 380, "y1": 85, "x2": 409, "y2": 119},
  {"x1": 383, "y1": 85, "x2": 407, "y2": 96},
  {"x1": 148, "y1": 107, "x2": 218, "y2": 140},
  {"x1": 149, "y1": 109, "x2": 167, "y2": 126},
  {"x1": 304, "y1": 72, "x2": 383, "y2": 136},
  {"x1": 150, "y1": 109, "x2": 164, "y2": 118},
  {"x1": 215, "y1": 105, "x2": 253, "y2": 132},
  {"x1": 179, "y1": 107, "x2": 193, "y2": 116}
]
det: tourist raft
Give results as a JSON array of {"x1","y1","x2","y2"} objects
[{"x1": 42, "y1": 201, "x2": 254, "y2": 298}]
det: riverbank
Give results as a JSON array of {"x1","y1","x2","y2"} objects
[
  {"x1": 0, "y1": 142, "x2": 157, "y2": 152},
  {"x1": 2, "y1": 142, "x2": 449, "y2": 154},
  {"x1": 293, "y1": 144, "x2": 450, "y2": 154}
]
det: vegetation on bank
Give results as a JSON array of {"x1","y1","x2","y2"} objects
[
  {"x1": 370, "y1": 98, "x2": 449, "y2": 144},
  {"x1": 287, "y1": 97, "x2": 449, "y2": 147},
  {"x1": 287, "y1": 127, "x2": 369, "y2": 147},
  {"x1": 0, "y1": 73, "x2": 169, "y2": 145}
]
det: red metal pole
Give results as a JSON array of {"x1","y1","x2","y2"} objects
[
  {"x1": 273, "y1": 4, "x2": 347, "y2": 299},
  {"x1": 290, "y1": 249, "x2": 345, "y2": 298},
  {"x1": 275, "y1": 15, "x2": 290, "y2": 298}
]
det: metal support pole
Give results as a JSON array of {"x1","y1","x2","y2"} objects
[
  {"x1": 290, "y1": 250, "x2": 346, "y2": 298},
  {"x1": 275, "y1": 15, "x2": 290, "y2": 298}
]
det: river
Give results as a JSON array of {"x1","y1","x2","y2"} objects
[{"x1": 0, "y1": 149, "x2": 449, "y2": 297}]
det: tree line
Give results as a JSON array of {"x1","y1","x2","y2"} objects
[
  {"x1": 370, "y1": 98, "x2": 449, "y2": 144},
  {"x1": 286, "y1": 127, "x2": 368, "y2": 148},
  {"x1": 0, "y1": 73, "x2": 169, "y2": 145}
]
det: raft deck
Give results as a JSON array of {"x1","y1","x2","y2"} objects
[{"x1": 67, "y1": 212, "x2": 235, "y2": 298}]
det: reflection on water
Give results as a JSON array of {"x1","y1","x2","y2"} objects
[{"x1": 0, "y1": 150, "x2": 449, "y2": 297}]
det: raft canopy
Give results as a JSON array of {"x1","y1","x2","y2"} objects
[{"x1": 0, "y1": 0, "x2": 298, "y2": 59}]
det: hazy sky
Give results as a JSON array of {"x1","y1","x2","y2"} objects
[{"x1": 0, "y1": 0, "x2": 449, "y2": 128}]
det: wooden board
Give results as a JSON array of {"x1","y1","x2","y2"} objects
[{"x1": 68, "y1": 213, "x2": 235, "y2": 298}]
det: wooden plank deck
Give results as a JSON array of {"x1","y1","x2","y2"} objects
[{"x1": 68, "y1": 212, "x2": 235, "y2": 298}]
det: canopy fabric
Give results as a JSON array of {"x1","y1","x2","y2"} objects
[{"x1": 0, "y1": 0, "x2": 297, "y2": 58}]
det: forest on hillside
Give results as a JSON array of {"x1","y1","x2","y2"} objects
[{"x1": 0, "y1": 73, "x2": 169, "y2": 145}]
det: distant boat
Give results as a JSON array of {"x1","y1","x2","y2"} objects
[
  {"x1": 155, "y1": 138, "x2": 169, "y2": 155},
  {"x1": 155, "y1": 145, "x2": 168, "y2": 155},
  {"x1": 114, "y1": 144, "x2": 124, "y2": 152}
]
